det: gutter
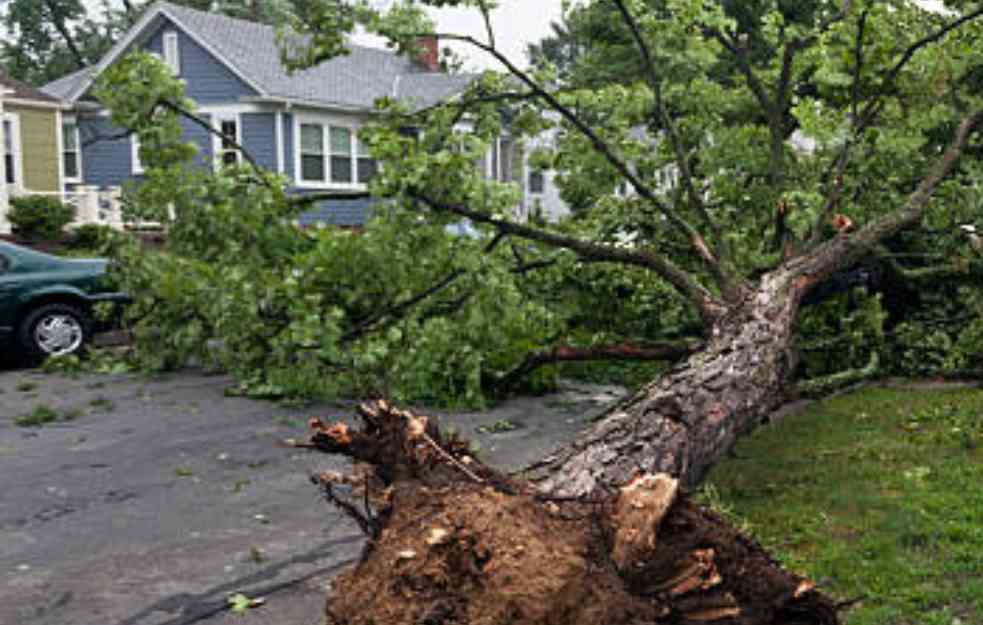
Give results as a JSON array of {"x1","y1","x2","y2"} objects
[{"x1": 239, "y1": 96, "x2": 374, "y2": 115}]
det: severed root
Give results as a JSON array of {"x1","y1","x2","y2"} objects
[{"x1": 297, "y1": 400, "x2": 842, "y2": 625}]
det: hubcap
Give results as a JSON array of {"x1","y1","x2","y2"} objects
[{"x1": 34, "y1": 314, "x2": 84, "y2": 357}]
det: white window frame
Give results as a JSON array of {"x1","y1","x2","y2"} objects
[
  {"x1": 61, "y1": 116, "x2": 82, "y2": 183},
  {"x1": 483, "y1": 136, "x2": 513, "y2": 182},
  {"x1": 2, "y1": 113, "x2": 24, "y2": 190},
  {"x1": 131, "y1": 134, "x2": 144, "y2": 175},
  {"x1": 293, "y1": 113, "x2": 372, "y2": 191},
  {"x1": 163, "y1": 31, "x2": 181, "y2": 76},
  {"x1": 211, "y1": 113, "x2": 242, "y2": 170}
]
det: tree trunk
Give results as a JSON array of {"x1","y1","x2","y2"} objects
[{"x1": 529, "y1": 268, "x2": 807, "y2": 495}]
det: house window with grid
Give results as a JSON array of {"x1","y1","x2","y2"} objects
[
  {"x1": 300, "y1": 123, "x2": 325, "y2": 182},
  {"x1": 215, "y1": 117, "x2": 240, "y2": 168},
  {"x1": 298, "y1": 121, "x2": 375, "y2": 187},
  {"x1": 62, "y1": 121, "x2": 81, "y2": 181},
  {"x1": 163, "y1": 32, "x2": 181, "y2": 75}
]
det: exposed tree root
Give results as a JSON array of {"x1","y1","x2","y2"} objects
[{"x1": 293, "y1": 400, "x2": 842, "y2": 625}]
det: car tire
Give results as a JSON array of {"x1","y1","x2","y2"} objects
[{"x1": 17, "y1": 303, "x2": 92, "y2": 364}]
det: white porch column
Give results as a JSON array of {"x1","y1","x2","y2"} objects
[
  {"x1": 73, "y1": 185, "x2": 100, "y2": 226},
  {"x1": 104, "y1": 186, "x2": 124, "y2": 231}
]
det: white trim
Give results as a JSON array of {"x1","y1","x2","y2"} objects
[
  {"x1": 211, "y1": 112, "x2": 242, "y2": 170},
  {"x1": 60, "y1": 115, "x2": 83, "y2": 185},
  {"x1": 67, "y1": 2, "x2": 267, "y2": 103},
  {"x1": 242, "y1": 96, "x2": 373, "y2": 115},
  {"x1": 198, "y1": 103, "x2": 269, "y2": 115},
  {"x1": 292, "y1": 113, "x2": 369, "y2": 191},
  {"x1": 163, "y1": 31, "x2": 181, "y2": 76},
  {"x1": 2, "y1": 113, "x2": 24, "y2": 191},
  {"x1": 274, "y1": 111, "x2": 284, "y2": 174},
  {"x1": 131, "y1": 134, "x2": 144, "y2": 175},
  {"x1": 2, "y1": 98, "x2": 71, "y2": 111}
]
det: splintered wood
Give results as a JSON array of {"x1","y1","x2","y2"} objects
[{"x1": 610, "y1": 472, "x2": 679, "y2": 570}]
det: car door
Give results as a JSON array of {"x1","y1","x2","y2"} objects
[{"x1": 0, "y1": 249, "x2": 17, "y2": 331}]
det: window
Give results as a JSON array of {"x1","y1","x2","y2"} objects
[
  {"x1": 483, "y1": 137, "x2": 513, "y2": 182},
  {"x1": 296, "y1": 120, "x2": 376, "y2": 187},
  {"x1": 163, "y1": 32, "x2": 180, "y2": 75},
  {"x1": 2, "y1": 116, "x2": 20, "y2": 186},
  {"x1": 213, "y1": 116, "x2": 241, "y2": 168},
  {"x1": 300, "y1": 123, "x2": 324, "y2": 182},
  {"x1": 62, "y1": 121, "x2": 81, "y2": 181},
  {"x1": 529, "y1": 171, "x2": 544, "y2": 194},
  {"x1": 329, "y1": 127, "x2": 352, "y2": 183},
  {"x1": 0, "y1": 254, "x2": 9, "y2": 274},
  {"x1": 499, "y1": 138, "x2": 513, "y2": 182},
  {"x1": 356, "y1": 137, "x2": 376, "y2": 184}
]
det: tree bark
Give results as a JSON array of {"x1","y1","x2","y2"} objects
[{"x1": 527, "y1": 268, "x2": 807, "y2": 495}]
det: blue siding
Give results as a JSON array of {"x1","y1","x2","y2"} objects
[
  {"x1": 78, "y1": 114, "x2": 214, "y2": 187},
  {"x1": 282, "y1": 113, "x2": 294, "y2": 179},
  {"x1": 144, "y1": 19, "x2": 257, "y2": 104},
  {"x1": 241, "y1": 113, "x2": 277, "y2": 171},
  {"x1": 296, "y1": 194, "x2": 375, "y2": 226},
  {"x1": 182, "y1": 113, "x2": 212, "y2": 168},
  {"x1": 78, "y1": 116, "x2": 135, "y2": 188}
]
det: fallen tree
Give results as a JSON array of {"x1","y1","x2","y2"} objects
[
  {"x1": 296, "y1": 401, "x2": 840, "y2": 625},
  {"x1": 93, "y1": 0, "x2": 983, "y2": 620}
]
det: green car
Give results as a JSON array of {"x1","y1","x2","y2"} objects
[{"x1": 0, "y1": 241, "x2": 129, "y2": 363}]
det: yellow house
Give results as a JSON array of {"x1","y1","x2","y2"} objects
[{"x1": 0, "y1": 72, "x2": 72, "y2": 234}]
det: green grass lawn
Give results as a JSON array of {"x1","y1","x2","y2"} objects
[{"x1": 702, "y1": 386, "x2": 983, "y2": 625}]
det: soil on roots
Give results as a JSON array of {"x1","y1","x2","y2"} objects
[{"x1": 300, "y1": 401, "x2": 839, "y2": 625}]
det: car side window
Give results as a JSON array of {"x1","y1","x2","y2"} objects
[{"x1": 0, "y1": 253, "x2": 9, "y2": 275}]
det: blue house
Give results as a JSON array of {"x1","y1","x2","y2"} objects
[{"x1": 41, "y1": 1, "x2": 477, "y2": 226}]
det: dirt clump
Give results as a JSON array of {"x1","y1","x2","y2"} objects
[{"x1": 295, "y1": 401, "x2": 839, "y2": 625}]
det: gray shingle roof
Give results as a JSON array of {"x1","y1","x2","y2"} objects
[
  {"x1": 1, "y1": 71, "x2": 62, "y2": 103},
  {"x1": 40, "y1": 66, "x2": 93, "y2": 101},
  {"x1": 43, "y1": 1, "x2": 475, "y2": 111}
]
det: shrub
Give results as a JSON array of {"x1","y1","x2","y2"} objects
[
  {"x1": 68, "y1": 223, "x2": 117, "y2": 251},
  {"x1": 8, "y1": 195, "x2": 76, "y2": 241}
]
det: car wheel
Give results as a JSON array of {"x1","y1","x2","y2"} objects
[{"x1": 17, "y1": 303, "x2": 92, "y2": 364}]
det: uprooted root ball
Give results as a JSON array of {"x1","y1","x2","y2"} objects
[{"x1": 294, "y1": 401, "x2": 839, "y2": 625}]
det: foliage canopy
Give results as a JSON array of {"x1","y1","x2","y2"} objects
[{"x1": 93, "y1": 0, "x2": 983, "y2": 404}]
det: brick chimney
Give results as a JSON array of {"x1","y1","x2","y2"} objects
[{"x1": 416, "y1": 35, "x2": 440, "y2": 72}]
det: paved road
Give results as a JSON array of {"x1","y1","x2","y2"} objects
[{"x1": 0, "y1": 366, "x2": 620, "y2": 625}]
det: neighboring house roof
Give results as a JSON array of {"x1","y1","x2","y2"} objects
[
  {"x1": 43, "y1": 0, "x2": 475, "y2": 112},
  {"x1": 39, "y1": 67, "x2": 94, "y2": 101},
  {"x1": 0, "y1": 71, "x2": 63, "y2": 104}
]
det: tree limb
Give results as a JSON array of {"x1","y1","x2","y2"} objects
[
  {"x1": 341, "y1": 269, "x2": 466, "y2": 343},
  {"x1": 788, "y1": 108, "x2": 983, "y2": 288},
  {"x1": 494, "y1": 339, "x2": 703, "y2": 392},
  {"x1": 805, "y1": 6, "x2": 983, "y2": 248},
  {"x1": 610, "y1": 0, "x2": 740, "y2": 300},
  {"x1": 43, "y1": 0, "x2": 86, "y2": 70},
  {"x1": 424, "y1": 32, "x2": 721, "y2": 273},
  {"x1": 410, "y1": 191, "x2": 723, "y2": 322}
]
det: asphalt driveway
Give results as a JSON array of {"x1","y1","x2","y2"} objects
[{"x1": 0, "y1": 366, "x2": 621, "y2": 625}]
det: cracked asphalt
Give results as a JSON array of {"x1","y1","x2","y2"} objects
[{"x1": 0, "y1": 365, "x2": 622, "y2": 625}]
